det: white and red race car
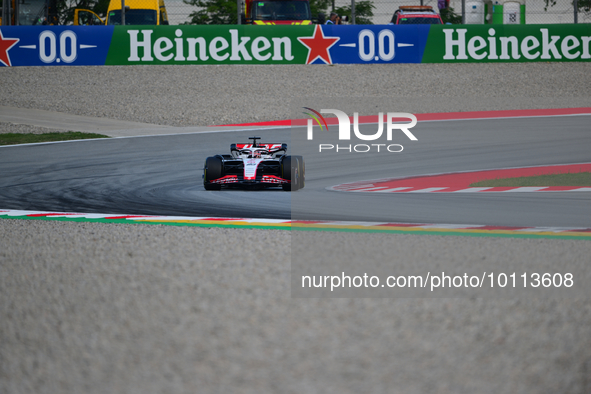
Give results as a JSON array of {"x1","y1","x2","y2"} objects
[{"x1": 203, "y1": 137, "x2": 305, "y2": 191}]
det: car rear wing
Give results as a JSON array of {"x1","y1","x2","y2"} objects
[{"x1": 232, "y1": 143, "x2": 286, "y2": 151}]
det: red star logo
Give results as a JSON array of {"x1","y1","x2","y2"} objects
[
  {"x1": 0, "y1": 30, "x2": 19, "y2": 67},
  {"x1": 298, "y1": 25, "x2": 339, "y2": 65}
]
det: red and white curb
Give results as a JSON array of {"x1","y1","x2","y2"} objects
[
  {"x1": 215, "y1": 107, "x2": 591, "y2": 128},
  {"x1": 2, "y1": 209, "x2": 591, "y2": 238},
  {"x1": 332, "y1": 185, "x2": 591, "y2": 193},
  {"x1": 330, "y1": 163, "x2": 591, "y2": 193},
  {"x1": 0, "y1": 210, "x2": 292, "y2": 224}
]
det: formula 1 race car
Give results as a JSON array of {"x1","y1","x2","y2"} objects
[{"x1": 203, "y1": 137, "x2": 305, "y2": 191}]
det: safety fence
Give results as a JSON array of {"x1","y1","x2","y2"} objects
[
  {"x1": 147, "y1": 0, "x2": 591, "y2": 26},
  {"x1": 1, "y1": 0, "x2": 589, "y2": 26},
  {"x1": 364, "y1": 0, "x2": 591, "y2": 26}
]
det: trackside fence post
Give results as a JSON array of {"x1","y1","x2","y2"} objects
[
  {"x1": 1, "y1": 0, "x2": 6, "y2": 26},
  {"x1": 461, "y1": 0, "x2": 465, "y2": 24},
  {"x1": 121, "y1": 0, "x2": 125, "y2": 25}
]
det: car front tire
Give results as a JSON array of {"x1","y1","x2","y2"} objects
[
  {"x1": 281, "y1": 156, "x2": 305, "y2": 191},
  {"x1": 204, "y1": 156, "x2": 223, "y2": 190}
]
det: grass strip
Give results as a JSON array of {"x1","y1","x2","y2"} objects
[
  {"x1": 470, "y1": 172, "x2": 591, "y2": 187},
  {"x1": 0, "y1": 132, "x2": 110, "y2": 146}
]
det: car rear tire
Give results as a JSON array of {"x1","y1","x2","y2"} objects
[
  {"x1": 281, "y1": 155, "x2": 304, "y2": 191},
  {"x1": 204, "y1": 156, "x2": 223, "y2": 190},
  {"x1": 294, "y1": 155, "x2": 305, "y2": 190}
]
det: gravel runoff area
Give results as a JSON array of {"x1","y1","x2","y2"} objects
[
  {"x1": 1, "y1": 63, "x2": 591, "y2": 393},
  {"x1": 2, "y1": 220, "x2": 591, "y2": 394},
  {"x1": 0, "y1": 122, "x2": 74, "y2": 135},
  {"x1": 1, "y1": 63, "x2": 590, "y2": 129}
]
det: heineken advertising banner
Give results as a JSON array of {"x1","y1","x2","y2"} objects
[
  {"x1": 423, "y1": 24, "x2": 591, "y2": 63},
  {"x1": 106, "y1": 25, "x2": 430, "y2": 65},
  {"x1": 0, "y1": 26, "x2": 113, "y2": 67},
  {"x1": 0, "y1": 24, "x2": 589, "y2": 67}
]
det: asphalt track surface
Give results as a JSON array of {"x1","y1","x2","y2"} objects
[{"x1": 1, "y1": 114, "x2": 590, "y2": 227}]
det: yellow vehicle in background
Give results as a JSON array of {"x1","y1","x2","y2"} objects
[
  {"x1": 74, "y1": 0, "x2": 169, "y2": 25},
  {"x1": 1, "y1": 0, "x2": 59, "y2": 25}
]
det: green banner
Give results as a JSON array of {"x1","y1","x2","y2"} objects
[
  {"x1": 105, "y1": 25, "x2": 313, "y2": 65},
  {"x1": 422, "y1": 24, "x2": 591, "y2": 63}
]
